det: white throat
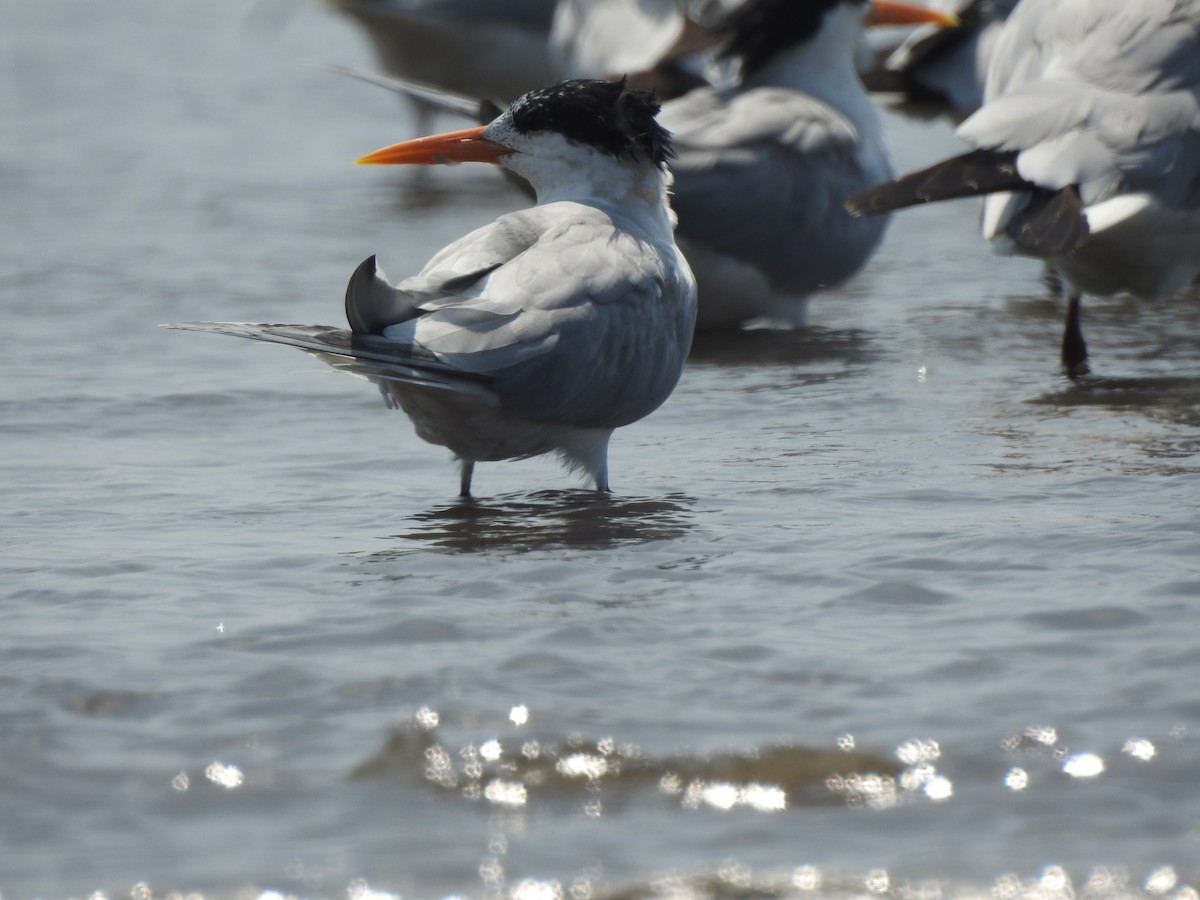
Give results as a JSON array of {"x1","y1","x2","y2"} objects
[{"x1": 741, "y1": 3, "x2": 880, "y2": 139}]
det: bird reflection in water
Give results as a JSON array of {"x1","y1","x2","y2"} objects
[
  {"x1": 688, "y1": 325, "x2": 875, "y2": 370},
  {"x1": 387, "y1": 490, "x2": 697, "y2": 554}
]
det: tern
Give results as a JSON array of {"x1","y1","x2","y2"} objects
[
  {"x1": 657, "y1": 0, "x2": 958, "y2": 328},
  {"x1": 326, "y1": 0, "x2": 955, "y2": 330},
  {"x1": 550, "y1": 0, "x2": 717, "y2": 99},
  {"x1": 169, "y1": 79, "x2": 697, "y2": 497},
  {"x1": 848, "y1": 0, "x2": 1200, "y2": 375},
  {"x1": 867, "y1": 0, "x2": 1018, "y2": 120},
  {"x1": 328, "y1": 0, "x2": 559, "y2": 135}
]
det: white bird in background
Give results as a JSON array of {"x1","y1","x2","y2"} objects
[
  {"x1": 550, "y1": 0, "x2": 720, "y2": 99},
  {"x1": 868, "y1": 0, "x2": 1018, "y2": 120},
  {"x1": 327, "y1": 0, "x2": 560, "y2": 133},
  {"x1": 885, "y1": 0, "x2": 1013, "y2": 113},
  {"x1": 658, "y1": 0, "x2": 958, "y2": 328},
  {"x1": 169, "y1": 80, "x2": 696, "y2": 497},
  {"x1": 848, "y1": 0, "x2": 1200, "y2": 376}
]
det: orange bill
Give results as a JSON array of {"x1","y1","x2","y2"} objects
[
  {"x1": 867, "y1": 0, "x2": 959, "y2": 27},
  {"x1": 356, "y1": 125, "x2": 513, "y2": 166}
]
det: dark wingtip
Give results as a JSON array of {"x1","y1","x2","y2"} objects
[
  {"x1": 345, "y1": 255, "x2": 379, "y2": 334},
  {"x1": 1010, "y1": 186, "x2": 1089, "y2": 257},
  {"x1": 844, "y1": 182, "x2": 920, "y2": 217},
  {"x1": 844, "y1": 188, "x2": 883, "y2": 217},
  {"x1": 847, "y1": 149, "x2": 1030, "y2": 217}
]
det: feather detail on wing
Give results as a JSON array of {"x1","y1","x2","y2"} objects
[
  {"x1": 846, "y1": 148, "x2": 1025, "y2": 214},
  {"x1": 846, "y1": 148, "x2": 1090, "y2": 255},
  {"x1": 161, "y1": 321, "x2": 497, "y2": 400},
  {"x1": 345, "y1": 255, "x2": 422, "y2": 334},
  {"x1": 664, "y1": 87, "x2": 885, "y2": 291}
]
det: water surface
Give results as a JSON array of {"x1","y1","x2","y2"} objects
[{"x1": 2, "y1": 3, "x2": 1199, "y2": 899}]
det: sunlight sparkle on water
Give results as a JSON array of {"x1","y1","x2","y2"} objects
[
  {"x1": 682, "y1": 780, "x2": 786, "y2": 812},
  {"x1": 826, "y1": 772, "x2": 898, "y2": 810},
  {"x1": 483, "y1": 778, "x2": 527, "y2": 807},
  {"x1": 512, "y1": 879, "x2": 563, "y2": 900},
  {"x1": 1061, "y1": 752, "x2": 1104, "y2": 778},
  {"x1": 923, "y1": 775, "x2": 953, "y2": 801},
  {"x1": 792, "y1": 866, "x2": 822, "y2": 891},
  {"x1": 898, "y1": 759, "x2": 956, "y2": 802},
  {"x1": 480, "y1": 739, "x2": 503, "y2": 761},
  {"x1": 204, "y1": 761, "x2": 244, "y2": 789},
  {"x1": 556, "y1": 753, "x2": 609, "y2": 780},
  {"x1": 897, "y1": 738, "x2": 941, "y2": 765},
  {"x1": 1004, "y1": 767, "x2": 1029, "y2": 790},
  {"x1": 510, "y1": 705, "x2": 529, "y2": 726},
  {"x1": 424, "y1": 745, "x2": 458, "y2": 788},
  {"x1": 172, "y1": 771, "x2": 190, "y2": 791},
  {"x1": 1145, "y1": 867, "x2": 1178, "y2": 893},
  {"x1": 865, "y1": 869, "x2": 890, "y2": 893},
  {"x1": 415, "y1": 706, "x2": 440, "y2": 729},
  {"x1": 1039, "y1": 866, "x2": 1072, "y2": 895},
  {"x1": 347, "y1": 878, "x2": 400, "y2": 900},
  {"x1": 1123, "y1": 738, "x2": 1156, "y2": 761},
  {"x1": 1025, "y1": 726, "x2": 1058, "y2": 747}
]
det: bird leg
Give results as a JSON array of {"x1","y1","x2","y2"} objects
[
  {"x1": 594, "y1": 460, "x2": 610, "y2": 494},
  {"x1": 458, "y1": 460, "x2": 475, "y2": 498},
  {"x1": 1061, "y1": 290, "x2": 1090, "y2": 378}
]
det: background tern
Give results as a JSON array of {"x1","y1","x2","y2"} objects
[
  {"x1": 657, "y1": 0, "x2": 957, "y2": 328},
  {"x1": 327, "y1": 0, "x2": 559, "y2": 135},
  {"x1": 866, "y1": 0, "x2": 1018, "y2": 120},
  {"x1": 848, "y1": 0, "x2": 1200, "y2": 376},
  {"x1": 169, "y1": 79, "x2": 697, "y2": 497}
]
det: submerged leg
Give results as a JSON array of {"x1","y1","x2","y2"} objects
[
  {"x1": 1061, "y1": 291, "x2": 1090, "y2": 379},
  {"x1": 459, "y1": 460, "x2": 475, "y2": 498},
  {"x1": 594, "y1": 460, "x2": 611, "y2": 494}
]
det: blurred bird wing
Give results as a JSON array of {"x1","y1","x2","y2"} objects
[
  {"x1": 664, "y1": 88, "x2": 877, "y2": 285},
  {"x1": 984, "y1": 0, "x2": 1200, "y2": 99},
  {"x1": 960, "y1": 83, "x2": 1200, "y2": 201},
  {"x1": 551, "y1": 0, "x2": 685, "y2": 79},
  {"x1": 162, "y1": 321, "x2": 498, "y2": 400}
]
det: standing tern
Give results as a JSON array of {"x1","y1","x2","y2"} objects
[
  {"x1": 657, "y1": 0, "x2": 958, "y2": 328},
  {"x1": 324, "y1": 0, "x2": 954, "y2": 330},
  {"x1": 169, "y1": 79, "x2": 696, "y2": 497},
  {"x1": 848, "y1": 0, "x2": 1200, "y2": 375}
]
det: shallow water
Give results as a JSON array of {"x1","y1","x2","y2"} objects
[{"x1": 2, "y1": 3, "x2": 1199, "y2": 899}]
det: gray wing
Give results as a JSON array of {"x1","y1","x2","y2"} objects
[
  {"x1": 392, "y1": 204, "x2": 695, "y2": 427},
  {"x1": 962, "y1": 0, "x2": 1200, "y2": 206},
  {"x1": 664, "y1": 87, "x2": 890, "y2": 292},
  {"x1": 167, "y1": 216, "x2": 549, "y2": 401},
  {"x1": 162, "y1": 321, "x2": 497, "y2": 400},
  {"x1": 171, "y1": 206, "x2": 694, "y2": 430},
  {"x1": 320, "y1": 63, "x2": 503, "y2": 122},
  {"x1": 879, "y1": 0, "x2": 1017, "y2": 114}
]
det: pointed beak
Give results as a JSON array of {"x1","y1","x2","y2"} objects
[
  {"x1": 356, "y1": 125, "x2": 514, "y2": 166},
  {"x1": 866, "y1": 0, "x2": 959, "y2": 27}
]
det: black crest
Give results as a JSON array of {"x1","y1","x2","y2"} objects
[
  {"x1": 508, "y1": 78, "x2": 674, "y2": 169},
  {"x1": 717, "y1": 0, "x2": 862, "y2": 78}
]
